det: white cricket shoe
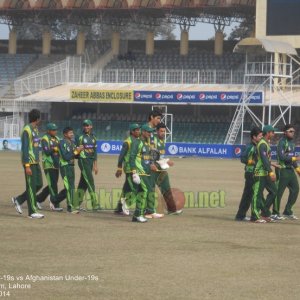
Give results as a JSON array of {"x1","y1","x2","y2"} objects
[
  {"x1": 270, "y1": 214, "x2": 286, "y2": 221},
  {"x1": 49, "y1": 198, "x2": 63, "y2": 212},
  {"x1": 132, "y1": 216, "x2": 148, "y2": 223},
  {"x1": 283, "y1": 214, "x2": 298, "y2": 220},
  {"x1": 12, "y1": 197, "x2": 23, "y2": 214},
  {"x1": 29, "y1": 213, "x2": 44, "y2": 219},
  {"x1": 121, "y1": 198, "x2": 130, "y2": 216}
]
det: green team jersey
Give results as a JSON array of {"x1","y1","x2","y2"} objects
[
  {"x1": 254, "y1": 138, "x2": 272, "y2": 176},
  {"x1": 59, "y1": 138, "x2": 77, "y2": 167},
  {"x1": 76, "y1": 132, "x2": 97, "y2": 161},
  {"x1": 240, "y1": 143, "x2": 256, "y2": 173},
  {"x1": 117, "y1": 135, "x2": 137, "y2": 173},
  {"x1": 41, "y1": 133, "x2": 60, "y2": 169},
  {"x1": 20, "y1": 124, "x2": 40, "y2": 165},
  {"x1": 148, "y1": 122, "x2": 157, "y2": 148},
  {"x1": 130, "y1": 138, "x2": 152, "y2": 175},
  {"x1": 277, "y1": 136, "x2": 298, "y2": 169},
  {"x1": 153, "y1": 136, "x2": 166, "y2": 171},
  {"x1": 153, "y1": 136, "x2": 166, "y2": 157}
]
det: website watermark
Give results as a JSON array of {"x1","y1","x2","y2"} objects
[{"x1": 72, "y1": 189, "x2": 226, "y2": 210}]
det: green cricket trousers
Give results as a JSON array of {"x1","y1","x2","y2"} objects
[
  {"x1": 16, "y1": 164, "x2": 43, "y2": 215},
  {"x1": 274, "y1": 168, "x2": 299, "y2": 216}
]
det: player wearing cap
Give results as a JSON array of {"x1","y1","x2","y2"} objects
[
  {"x1": 36, "y1": 123, "x2": 64, "y2": 212},
  {"x1": 59, "y1": 127, "x2": 83, "y2": 214},
  {"x1": 251, "y1": 125, "x2": 277, "y2": 223},
  {"x1": 235, "y1": 127, "x2": 263, "y2": 221},
  {"x1": 76, "y1": 119, "x2": 100, "y2": 211},
  {"x1": 114, "y1": 123, "x2": 140, "y2": 215},
  {"x1": 129, "y1": 124, "x2": 164, "y2": 222},
  {"x1": 11, "y1": 109, "x2": 44, "y2": 219},
  {"x1": 274, "y1": 124, "x2": 300, "y2": 220}
]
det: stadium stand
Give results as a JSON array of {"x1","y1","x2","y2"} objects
[
  {"x1": 105, "y1": 50, "x2": 244, "y2": 71},
  {"x1": 98, "y1": 41, "x2": 245, "y2": 84},
  {"x1": 84, "y1": 40, "x2": 112, "y2": 64},
  {"x1": 1, "y1": 40, "x2": 289, "y2": 145},
  {"x1": 23, "y1": 54, "x2": 66, "y2": 74},
  {"x1": 1, "y1": 54, "x2": 69, "y2": 100},
  {"x1": 0, "y1": 54, "x2": 36, "y2": 84}
]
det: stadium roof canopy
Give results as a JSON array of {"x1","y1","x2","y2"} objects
[
  {"x1": 233, "y1": 38, "x2": 298, "y2": 55},
  {"x1": 0, "y1": 0, "x2": 255, "y2": 26}
]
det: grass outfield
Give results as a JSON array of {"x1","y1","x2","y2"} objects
[{"x1": 1, "y1": 152, "x2": 300, "y2": 300}]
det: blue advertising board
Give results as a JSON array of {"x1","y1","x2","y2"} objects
[
  {"x1": 97, "y1": 141, "x2": 123, "y2": 154},
  {"x1": 7, "y1": 139, "x2": 300, "y2": 160},
  {"x1": 97, "y1": 141, "x2": 300, "y2": 159},
  {"x1": 133, "y1": 91, "x2": 263, "y2": 104},
  {"x1": 0, "y1": 138, "x2": 21, "y2": 151},
  {"x1": 165, "y1": 143, "x2": 234, "y2": 158},
  {"x1": 97, "y1": 141, "x2": 234, "y2": 158}
]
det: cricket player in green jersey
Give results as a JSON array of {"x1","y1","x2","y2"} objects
[
  {"x1": 147, "y1": 110, "x2": 163, "y2": 197},
  {"x1": 152, "y1": 123, "x2": 181, "y2": 215},
  {"x1": 114, "y1": 123, "x2": 140, "y2": 215},
  {"x1": 147, "y1": 109, "x2": 162, "y2": 146},
  {"x1": 251, "y1": 125, "x2": 277, "y2": 223},
  {"x1": 235, "y1": 127, "x2": 262, "y2": 221},
  {"x1": 12, "y1": 109, "x2": 44, "y2": 219},
  {"x1": 129, "y1": 124, "x2": 164, "y2": 223},
  {"x1": 36, "y1": 123, "x2": 64, "y2": 211},
  {"x1": 76, "y1": 119, "x2": 100, "y2": 211},
  {"x1": 59, "y1": 127, "x2": 83, "y2": 214},
  {"x1": 275, "y1": 124, "x2": 300, "y2": 220}
]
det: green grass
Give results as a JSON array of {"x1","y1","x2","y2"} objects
[{"x1": 1, "y1": 152, "x2": 300, "y2": 300}]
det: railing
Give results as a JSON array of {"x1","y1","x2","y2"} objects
[
  {"x1": 12, "y1": 55, "x2": 300, "y2": 98},
  {"x1": 13, "y1": 53, "x2": 247, "y2": 98},
  {"x1": 0, "y1": 116, "x2": 20, "y2": 138},
  {"x1": 14, "y1": 57, "x2": 73, "y2": 97},
  {"x1": 245, "y1": 62, "x2": 292, "y2": 77},
  {"x1": 83, "y1": 68, "x2": 245, "y2": 85},
  {"x1": 12, "y1": 65, "x2": 247, "y2": 97}
]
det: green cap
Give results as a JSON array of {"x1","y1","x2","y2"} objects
[
  {"x1": 141, "y1": 124, "x2": 155, "y2": 132},
  {"x1": 263, "y1": 125, "x2": 277, "y2": 134},
  {"x1": 46, "y1": 123, "x2": 58, "y2": 131},
  {"x1": 129, "y1": 123, "x2": 140, "y2": 131},
  {"x1": 83, "y1": 119, "x2": 93, "y2": 126}
]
